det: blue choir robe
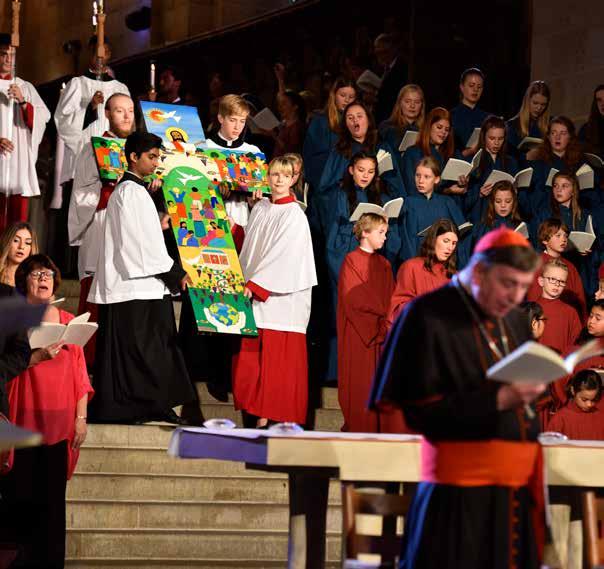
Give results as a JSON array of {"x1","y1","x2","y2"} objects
[
  {"x1": 398, "y1": 193, "x2": 466, "y2": 265},
  {"x1": 322, "y1": 183, "x2": 397, "y2": 382},
  {"x1": 505, "y1": 117, "x2": 543, "y2": 162},
  {"x1": 379, "y1": 121, "x2": 420, "y2": 172},
  {"x1": 464, "y1": 153, "x2": 519, "y2": 223},
  {"x1": 317, "y1": 140, "x2": 406, "y2": 233},
  {"x1": 471, "y1": 215, "x2": 518, "y2": 250},
  {"x1": 450, "y1": 103, "x2": 490, "y2": 152},
  {"x1": 531, "y1": 203, "x2": 600, "y2": 297}
]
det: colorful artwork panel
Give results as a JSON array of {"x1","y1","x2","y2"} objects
[
  {"x1": 91, "y1": 136, "x2": 128, "y2": 182},
  {"x1": 140, "y1": 101, "x2": 206, "y2": 148}
]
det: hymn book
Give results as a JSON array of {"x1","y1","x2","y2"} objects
[
  {"x1": 514, "y1": 222, "x2": 529, "y2": 239},
  {"x1": 296, "y1": 182, "x2": 309, "y2": 212},
  {"x1": 417, "y1": 220, "x2": 472, "y2": 238},
  {"x1": 484, "y1": 167, "x2": 534, "y2": 189},
  {"x1": 349, "y1": 197, "x2": 404, "y2": 222},
  {"x1": 377, "y1": 149, "x2": 394, "y2": 175},
  {"x1": 567, "y1": 215, "x2": 596, "y2": 253},
  {"x1": 440, "y1": 150, "x2": 482, "y2": 182},
  {"x1": 398, "y1": 130, "x2": 419, "y2": 153},
  {"x1": 465, "y1": 127, "x2": 482, "y2": 148},
  {"x1": 545, "y1": 164, "x2": 594, "y2": 190},
  {"x1": 248, "y1": 107, "x2": 281, "y2": 132},
  {"x1": 487, "y1": 338, "x2": 604, "y2": 384},
  {"x1": 585, "y1": 153, "x2": 604, "y2": 169},
  {"x1": 28, "y1": 312, "x2": 98, "y2": 349},
  {"x1": 517, "y1": 137, "x2": 543, "y2": 151}
]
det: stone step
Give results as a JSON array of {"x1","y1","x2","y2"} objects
[
  {"x1": 196, "y1": 381, "x2": 341, "y2": 411},
  {"x1": 67, "y1": 473, "x2": 342, "y2": 504},
  {"x1": 67, "y1": 498, "x2": 341, "y2": 532},
  {"x1": 65, "y1": 558, "x2": 341, "y2": 568},
  {"x1": 84, "y1": 424, "x2": 176, "y2": 449},
  {"x1": 76, "y1": 446, "x2": 285, "y2": 477},
  {"x1": 66, "y1": 528, "x2": 341, "y2": 560}
]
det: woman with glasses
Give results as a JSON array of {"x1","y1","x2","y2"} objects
[{"x1": 0, "y1": 254, "x2": 93, "y2": 568}]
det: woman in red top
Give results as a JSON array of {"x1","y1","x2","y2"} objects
[
  {"x1": 1, "y1": 254, "x2": 94, "y2": 568},
  {"x1": 388, "y1": 218, "x2": 459, "y2": 325}
]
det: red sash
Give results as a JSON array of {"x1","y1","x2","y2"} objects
[{"x1": 96, "y1": 182, "x2": 116, "y2": 211}]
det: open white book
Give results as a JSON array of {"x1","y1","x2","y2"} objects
[
  {"x1": 248, "y1": 107, "x2": 281, "y2": 133},
  {"x1": 487, "y1": 338, "x2": 604, "y2": 384},
  {"x1": 585, "y1": 153, "x2": 604, "y2": 169},
  {"x1": 349, "y1": 197, "x2": 403, "y2": 222},
  {"x1": 484, "y1": 167, "x2": 533, "y2": 188},
  {"x1": 28, "y1": 312, "x2": 98, "y2": 350},
  {"x1": 567, "y1": 215, "x2": 596, "y2": 253},
  {"x1": 440, "y1": 150, "x2": 482, "y2": 182},
  {"x1": 514, "y1": 222, "x2": 529, "y2": 238},
  {"x1": 517, "y1": 136, "x2": 543, "y2": 151},
  {"x1": 545, "y1": 164, "x2": 594, "y2": 190},
  {"x1": 466, "y1": 127, "x2": 481, "y2": 148},
  {"x1": 398, "y1": 130, "x2": 418, "y2": 153},
  {"x1": 377, "y1": 149, "x2": 394, "y2": 175},
  {"x1": 356, "y1": 69, "x2": 382, "y2": 92},
  {"x1": 417, "y1": 220, "x2": 472, "y2": 238},
  {"x1": 296, "y1": 182, "x2": 309, "y2": 212}
]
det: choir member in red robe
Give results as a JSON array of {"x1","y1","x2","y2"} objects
[
  {"x1": 232, "y1": 157, "x2": 317, "y2": 426},
  {"x1": 547, "y1": 300, "x2": 604, "y2": 417},
  {"x1": 526, "y1": 218, "x2": 586, "y2": 318},
  {"x1": 548, "y1": 369, "x2": 604, "y2": 439},
  {"x1": 337, "y1": 213, "x2": 393, "y2": 432},
  {"x1": 0, "y1": 254, "x2": 93, "y2": 568},
  {"x1": 388, "y1": 218, "x2": 458, "y2": 325},
  {"x1": 537, "y1": 259, "x2": 582, "y2": 354}
]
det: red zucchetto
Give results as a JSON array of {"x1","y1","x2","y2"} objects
[{"x1": 474, "y1": 227, "x2": 531, "y2": 253}]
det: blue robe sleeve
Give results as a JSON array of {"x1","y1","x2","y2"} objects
[
  {"x1": 401, "y1": 146, "x2": 422, "y2": 198},
  {"x1": 325, "y1": 190, "x2": 355, "y2": 285},
  {"x1": 398, "y1": 200, "x2": 420, "y2": 263},
  {"x1": 377, "y1": 140, "x2": 406, "y2": 198},
  {"x1": 302, "y1": 113, "x2": 335, "y2": 191}
]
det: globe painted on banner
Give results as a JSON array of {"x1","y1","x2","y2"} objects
[{"x1": 209, "y1": 302, "x2": 240, "y2": 327}]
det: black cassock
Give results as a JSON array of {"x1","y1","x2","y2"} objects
[{"x1": 370, "y1": 282, "x2": 542, "y2": 569}]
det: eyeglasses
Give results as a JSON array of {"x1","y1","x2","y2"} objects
[
  {"x1": 28, "y1": 270, "x2": 55, "y2": 280},
  {"x1": 544, "y1": 276, "x2": 567, "y2": 287}
]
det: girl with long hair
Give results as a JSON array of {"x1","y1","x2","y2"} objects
[
  {"x1": 506, "y1": 80, "x2": 551, "y2": 157},
  {"x1": 0, "y1": 222, "x2": 39, "y2": 287},
  {"x1": 579, "y1": 84, "x2": 604, "y2": 159},
  {"x1": 378, "y1": 84, "x2": 425, "y2": 154},
  {"x1": 464, "y1": 116, "x2": 520, "y2": 223}
]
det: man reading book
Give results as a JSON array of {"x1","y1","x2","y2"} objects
[
  {"x1": 537, "y1": 258, "x2": 582, "y2": 355},
  {"x1": 370, "y1": 226, "x2": 546, "y2": 569}
]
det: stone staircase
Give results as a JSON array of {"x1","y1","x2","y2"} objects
[{"x1": 65, "y1": 385, "x2": 345, "y2": 568}]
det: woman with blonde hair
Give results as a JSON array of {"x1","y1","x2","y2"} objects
[
  {"x1": 506, "y1": 80, "x2": 551, "y2": 157},
  {"x1": 379, "y1": 84, "x2": 425, "y2": 155},
  {"x1": 0, "y1": 221, "x2": 39, "y2": 287}
]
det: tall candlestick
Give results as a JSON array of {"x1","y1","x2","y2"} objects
[{"x1": 150, "y1": 62, "x2": 156, "y2": 90}]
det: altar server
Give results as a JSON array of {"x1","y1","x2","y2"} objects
[
  {"x1": 232, "y1": 156, "x2": 317, "y2": 426},
  {"x1": 0, "y1": 34, "x2": 50, "y2": 230},
  {"x1": 88, "y1": 132, "x2": 195, "y2": 424}
]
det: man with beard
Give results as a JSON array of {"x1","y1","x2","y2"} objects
[{"x1": 67, "y1": 93, "x2": 134, "y2": 368}]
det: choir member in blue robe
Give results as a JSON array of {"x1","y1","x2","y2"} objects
[
  {"x1": 471, "y1": 181, "x2": 523, "y2": 248},
  {"x1": 578, "y1": 84, "x2": 604, "y2": 160},
  {"x1": 399, "y1": 156, "x2": 465, "y2": 264},
  {"x1": 527, "y1": 116, "x2": 598, "y2": 215},
  {"x1": 464, "y1": 116, "x2": 520, "y2": 223},
  {"x1": 378, "y1": 84, "x2": 424, "y2": 158},
  {"x1": 530, "y1": 172, "x2": 600, "y2": 297},
  {"x1": 322, "y1": 152, "x2": 398, "y2": 382},
  {"x1": 302, "y1": 78, "x2": 357, "y2": 196},
  {"x1": 506, "y1": 81, "x2": 551, "y2": 161},
  {"x1": 401, "y1": 107, "x2": 466, "y2": 207},
  {"x1": 450, "y1": 68, "x2": 490, "y2": 157},
  {"x1": 317, "y1": 101, "x2": 405, "y2": 233}
]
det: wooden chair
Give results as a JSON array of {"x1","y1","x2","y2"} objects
[
  {"x1": 582, "y1": 491, "x2": 604, "y2": 568},
  {"x1": 342, "y1": 482, "x2": 412, "y2": 569}
]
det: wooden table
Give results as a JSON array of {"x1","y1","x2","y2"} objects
[{"x1": 168, "y1": 428, "x2": 604, "y2": 569}]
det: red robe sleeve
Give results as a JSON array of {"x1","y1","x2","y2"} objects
[
  {"x1": 20, "y1": 102, "x2": 34, "y2": 131},
  {"x1": 246, "y1": 280, "x2": 270, "y2": 302},
  {"x1": 388, "y1": 261, "x2": 419, "y2": 325},
  {"x1": 338, "y1": 254, "x2": 393, "y2": 347},
  {"x1": 231, "y1": 223, "x2": 245, "y2": 253}
]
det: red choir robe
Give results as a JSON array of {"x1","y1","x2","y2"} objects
[
  {"x1": 526, "y1": 252, "x2": 586, "y2": 319},
  {"x1": 7, "y1": 310, "x2": 94, "y2": 478},
  {"x1": 547, "y1": 400, "x2": 604, "y2": 440},
  {"x1": 337, "y1": 248, "x2": 394, "y2": 432},
  {"x1": 537, "y1": 297, "x2": 582, "y2": 355},
  {"x1": 388, "y1": 257, "x2": 450, "y2": 325},
  {"x1": 232, "y1": 195, "x2": 317, "y2": 424}
]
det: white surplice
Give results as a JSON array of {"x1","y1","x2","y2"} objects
[
  {"x1": 54, "y1": 75, "x2": 129, "y2": 184},
  {"x1": 88, "y1": 176, "x2": 173, "y2": 305},
  {"x1": 0, "y1": 78, "x2": 50, "y2": 196},
  {"x1": 67, "y1": 140, "x2": 108, "y2": 280},
  {"x1": 239, "y1": 198, "x2": 317, "y2": 333}
]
